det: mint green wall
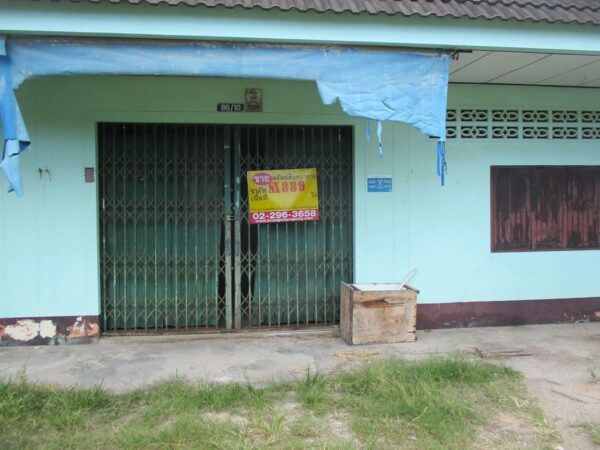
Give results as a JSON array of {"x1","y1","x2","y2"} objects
[
  {"x1": 0, "y1": 76, "x2": 363, "y2": 318},
  {"x1": 1, "y1": 1, "x2": 599, "y2": 54},
  {"x1": 1, "y1": 78, "x2": 599, "y2": 318},
  {"x1": 403, "y1": 85, "x2": 600, "y2": 302}
]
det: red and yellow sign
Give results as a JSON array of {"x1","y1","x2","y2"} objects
[{"x1": 247, "y1": 168, "x2": 319, "y2": 224}]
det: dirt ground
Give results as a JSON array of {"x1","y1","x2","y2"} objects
[{"x1": 1, "y1": 322, "x2": 599, "y2": 448}]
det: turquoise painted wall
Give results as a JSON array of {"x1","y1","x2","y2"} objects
[
  {"x1": 1, "y1": 77, "x2": 599, "y2": 319},
  {"x1": 0, "y1": 76, "x2": 362, "y2": 319},
  {"x1": 403, "y1": 85, "x2": 600, "y2": 302}
]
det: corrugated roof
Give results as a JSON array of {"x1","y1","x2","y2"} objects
[{"x1": 71, "y1": 0, "x2": 600, "y2": 25}]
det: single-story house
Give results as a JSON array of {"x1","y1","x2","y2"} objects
[{"x1": 0, "y1": 0, "x2": 599, "y2": 345}]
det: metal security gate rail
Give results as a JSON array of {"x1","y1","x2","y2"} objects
[
  {"x1": 236, "y1": 126, "x2": 353, "y2": 328},
  {"x1": 98, "y1": 123, "x2": 353, "y2": 333},
  {"x1": 99, "y1": 124, "x2": 227, "y2": 332}
]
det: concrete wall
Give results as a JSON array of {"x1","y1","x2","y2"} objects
[
  {"x1": 405, "y1": 86, "x2": 600, "y2": 302},
  {"x1": 1, "y1": 77, "x2": 599, "y2": 319}
]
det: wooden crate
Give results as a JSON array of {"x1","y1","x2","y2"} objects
[{"x1": 340, "y1": 282, "x2": 418, "y2": 345}]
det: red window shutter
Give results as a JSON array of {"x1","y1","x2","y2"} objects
[
  {"x1": 565, "y1": 167, "x2": 600, "y2": 249},
  {"x1": 531, "y1": 167, "x2": 566, "y2": 250},
  {"x1": 492, "y1": 167, "x2": 531, "y2": 251}
]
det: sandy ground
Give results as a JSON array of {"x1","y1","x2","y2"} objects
[{"x1": 1, "y1": 322, "x2": 599, "y2": 448}]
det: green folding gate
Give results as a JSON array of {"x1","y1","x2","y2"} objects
[{"x1": 99, "y1": 123, "x2": 353, "y2": 333}]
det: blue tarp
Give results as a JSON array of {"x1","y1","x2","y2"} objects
[{"x1": 0, "y1": 37, "x2": 450, "y2": 195}]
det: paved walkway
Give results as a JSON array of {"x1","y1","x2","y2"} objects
[{"x1": 1, "y1": 323, "x2": 599, "y2": 448}]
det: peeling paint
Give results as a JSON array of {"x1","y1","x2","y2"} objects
[
  {"x1": 0, "y1": 315, "x2": 100, "y2": 346},
  {"x1": 39, "y1": 320, "x2": 57, "y2": 338},
  {"x1": 5, "y1": 319, "x2": 40, "y2": 341},
  {"x1": 58, "y1": 316, "x2": 100, "y2": 341}
]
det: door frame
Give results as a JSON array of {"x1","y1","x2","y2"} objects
[{"x1": 91, "y1": 111, "x2": 358, "y2": 335}]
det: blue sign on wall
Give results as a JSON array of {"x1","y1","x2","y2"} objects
[{"x1": 367, "y1": 176, "x2": 393, "y2": 193}]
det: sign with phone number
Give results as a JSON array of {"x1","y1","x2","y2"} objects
[{"x1": 247, "y1": 168, "x2": 319, "y2": 224}]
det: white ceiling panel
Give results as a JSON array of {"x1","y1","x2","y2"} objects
[
  {"x1": 583, "y1": 78, "x2": 600, "y2": 87},
  {"x1": 537, "y1": 59, "x2": 600, "y2": 86},
  {"x1": 449, "y1": 50, "x2": 600, "y2": 87},
  {"x1": 450, "y1": 51, "x2": 490, "y2": 74},
  {"x1": 489, "y1": 54, "x2": 600, "y2": 84},
  {"x1": 450, "y1": 52, "x2": 548, "y2": 83}
]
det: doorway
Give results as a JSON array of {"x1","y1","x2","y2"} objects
[{"x1": 98, "y1": 123, "x2": 353, "y2": 332}]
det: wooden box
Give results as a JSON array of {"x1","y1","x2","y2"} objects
[{"x1": 340, "y1": 282, "x2": 418, "y2": 345}]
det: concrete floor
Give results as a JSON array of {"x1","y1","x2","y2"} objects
[{"x1": 1, "y1": 323, "x2": 599, "y2": 448}]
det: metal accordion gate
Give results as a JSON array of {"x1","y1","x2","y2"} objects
[{"x1": 98, "y1": 123, "x2": 353, "y2": 333}]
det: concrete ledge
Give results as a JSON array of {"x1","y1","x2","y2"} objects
[
  {"x1": 4, "y1": 297, "x2": 599, "y2": 345},
  {"x1": 0, "y1": 315, "x2": 99, "y2": 346},
  {"x1": 101, "y1": 327, "x2": 339, "y2": 345},
  {"x1": 417, "y1": 297, "x2": 600, "y2": 329}
]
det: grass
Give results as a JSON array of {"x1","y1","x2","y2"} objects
[
  {"x1": 0, "y1": 358, "x2": 556, "y2": 449},
  {"x1": 586, "y1": 423, "x2": 600, "y2": 446}
]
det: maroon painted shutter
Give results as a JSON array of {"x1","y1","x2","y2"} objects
[
  {"x1": 531, "y1": 167, "x2": 566, "y2": 250},
  {"x1": 492, "y1": 167, "x2": 531, "y2": 251},
  {"x1": 565, "y1": 167, "x2": 600, "y2": 249}
]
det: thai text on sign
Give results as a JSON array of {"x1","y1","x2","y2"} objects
[{"x1": 247, "y1": 168, "x2": 319, "y2": 224}]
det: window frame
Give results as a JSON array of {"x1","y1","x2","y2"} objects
[{"x1": 490, "y1": 165, "x2": 600, "y2": 253}]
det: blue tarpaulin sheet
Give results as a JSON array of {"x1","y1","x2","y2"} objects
[{"x1": 0, "y1": 37, "x2": 450, "y2": 195}]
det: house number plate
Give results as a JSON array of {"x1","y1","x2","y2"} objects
[{"x1": 217, "y1": 103, "x2": 245, "y2": 112}]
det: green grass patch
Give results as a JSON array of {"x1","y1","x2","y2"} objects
[
  {"x1": 586, "y1": 423, "x2": 600, "y2": 445},
  {"x1": 0, "y1": 358, "x2": 555, "y2": 449},
  {"x1": 324, "y1": 358, "x2": 526, "y2": 448}
]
